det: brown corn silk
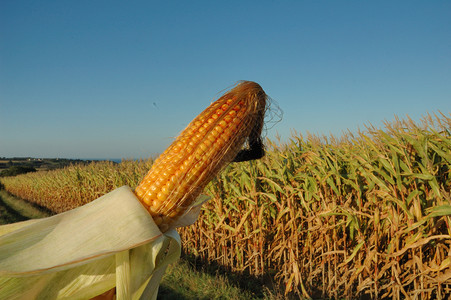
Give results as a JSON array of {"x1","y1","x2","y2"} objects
[{"x1": 134, "y1": 81, "x2": 267, "y2": 231}]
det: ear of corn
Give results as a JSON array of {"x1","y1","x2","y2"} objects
[{"x1": 134, "y1": 81, "x2": 267, "y2": 231}]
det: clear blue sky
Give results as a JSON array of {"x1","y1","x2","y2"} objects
[{"x1": 1, "y1": 1, "x2": 450, "y2": 159}]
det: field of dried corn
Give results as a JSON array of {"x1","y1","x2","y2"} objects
[{"x1": 1, "y1": 113, "x2": 450, "y2": 299}]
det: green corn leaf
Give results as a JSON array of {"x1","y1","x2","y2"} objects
[
  {"x1": 404, "y1": 173, "x2": 435, "y2": 181},
  {"x1": 326, "y1": 176, "x2": 340, "y2": 196},
  {"x1": 406, "y1": 190, "x2": 420, "y2": 206},
  {"x1": 427, "y1": 205, "x2": 451, "y2": 218},
  {"x1": 343, "y1": 241, "x2": 365, "y2": 265}
]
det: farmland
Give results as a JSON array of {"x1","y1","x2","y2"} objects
[{"x1": 1, "y1": 112, "x2": 450, "y2": 299}]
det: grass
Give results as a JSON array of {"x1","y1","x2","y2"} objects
[
  {"x1": 0, "y1": 190, "x2": 51, "y2": 224},
  {"x1": 160, "y1": 259, "x2": 277, "y2": 300}
]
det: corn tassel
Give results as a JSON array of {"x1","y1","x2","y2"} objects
[{"x1": 134, "y1": 81, "x2": 267, "y2": 231}]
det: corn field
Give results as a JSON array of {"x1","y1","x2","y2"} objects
[{"x1": 1, "y1": 113, "x2": 450, "y2": 299}]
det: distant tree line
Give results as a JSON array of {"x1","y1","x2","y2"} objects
[
  {"x1": 0, "y1": 166, "x2": 37, "y2": 177},
  {"x1": 0, "y1": 158, "x2": 90, "y2": 176}
]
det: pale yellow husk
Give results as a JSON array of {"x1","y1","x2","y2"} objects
[{"x1": 0, "y1": 186, "x2": 209, "y2": 300}]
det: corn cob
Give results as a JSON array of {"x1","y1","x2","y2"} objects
[{"x1": 134, "y1": 81, "x2": 267, "y2": 232}]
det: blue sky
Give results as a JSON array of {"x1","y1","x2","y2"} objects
[{"x1": 1, "y1": 1, "x2": 450, "y2": 159}]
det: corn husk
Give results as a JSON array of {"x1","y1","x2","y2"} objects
[{"x1": 0, "y1": 186, "x2": 209, "y2": 300}]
